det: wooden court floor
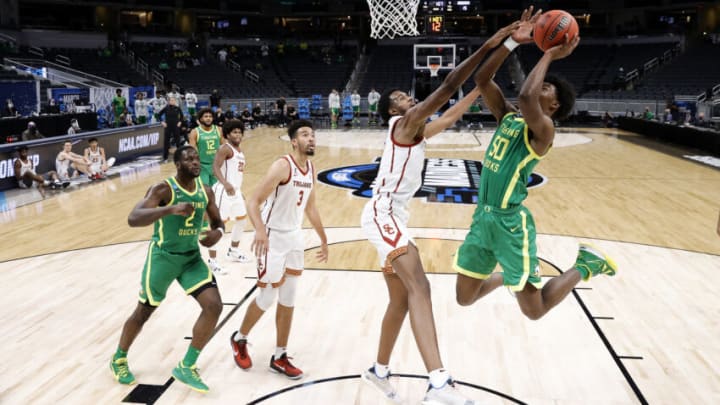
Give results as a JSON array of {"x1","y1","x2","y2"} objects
[{"x1": 1, "y1": 126, "x2": 718, "y2": 404}]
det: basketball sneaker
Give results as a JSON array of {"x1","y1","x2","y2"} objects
[
  {"x1": 227, "y1": 247, "x2": 252, "y2": 263},
  {"x1": 172, "y1": 361, "x2": 209, "y2": 393},
  {"x1": 270, "y1": 353, "x2": 303, "y2": 380},
  {"x1": 230, "y1": 331, "x2": 252, "y2": 369},
  {"x1": 574, "y1": 243, "x2": 618, "y2": 281},
  {"x1": 207, "y1": 258, "x2": 227, "y2": 275},
  {"x1": 110, "y1": 357, "x2": 136, "y2": 385},
  {"x1": 361, "y1": 366, "x2": 401, "y2": 403},
  {"x1": 422, "y1": 378, "x2": 477, "y2": 405}
]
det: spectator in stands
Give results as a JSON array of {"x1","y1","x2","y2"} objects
[
  {"x1": 368, "y1": 88, "x2": 380, "y2": 124},
  {"x1": 286, "y1": 104, "x2": 298, "y2": 121},
  {"x1": 158, "y1": 97, "x2": 185, "y2": 162},
  {"x1": 67, "y1": 119, "x2": 82, "y2": 135},
  {"x1": 275, "y1": 97, "x2": 287, "y2": 114},
  {"x1": 185, "y1": 90, "x2": 198, "y2": 119},
  {"x1": 210, "y1": 89, "x2": 221, "y2": 109},
  {"x1": 124, "y1": 111, "x2": 135, "y2": 127},
  {"x1": 240, "y1": 108, "x2": 254, "y2": 129},
  {"x1": 214, "y1": 107, "x2": 226, "y2": 127},
  {"x1": 351, "y1": 90, "x2": 361, "y2": 123},
  {"x1": 328, "y1": 89, "x2": 340, "y2": 129},
  {"x1": 14, "y1": 145, "x2": 66, "y2": 197},
  {"x1": 150, "y1": 93, "x2": 168, "y2": 123},
  {"x1": 134, "y1": 93, "x2": 149, "y2": 124},
  {"x1": 3, "y1": 99, "x2": 19, "y2": 117},
  {"x1": 602, "y1": 112, "x2": 613, "y2": 128},
  {"x1": 21, "y1": 122, "x2": 44, "y2": 141},
  {"x1": 167, "y1": 88, "x2": 182, "y2": 104},
  {"x1": 252, "y1": 103, "x2": 264, "y2": 126},
  {"x1": 112, "y1": 89, "x2": 127, "y2": 128},
  {"x1": 218, "y1": 48, "x2": 228, "y2": 63},
  {"x1": 663, "y1": 109, "x2": 673, "y2": 123},
  {"x1": 643, "y1": 107, "x2": 655, "y2": 120},
  {"x1": 56, "y1": 141, "x2": 92, "y2": 180}
]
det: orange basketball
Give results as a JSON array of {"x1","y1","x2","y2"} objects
[{"x1": 533, "y1": 10, "x2": 579, "y2": 51}]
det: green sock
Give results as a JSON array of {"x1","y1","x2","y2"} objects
[
  {"x1": 182, "y1": 345, "x2": 201, "y2": 367},
  {"x1": 574, "y1": 264, "x2": 590, "y2": 281},
  {"x1": 114, "y1": 347, "x2": 128, "y2": 361}
]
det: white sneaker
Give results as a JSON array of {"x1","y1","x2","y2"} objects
[
  {"x1": 208, "y1": 258, "x2": 227, "y2": 275},
  {"x1": 361, "y1": 367, "x2": 401, "y2": 403},
  {"x1": 422, "y1": 379, "x2": 477, "y2": 405},
  {"x1": 227, "y1": 247, "x2": 252, "y2": 263}
]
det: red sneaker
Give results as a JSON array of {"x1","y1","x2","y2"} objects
[
  {"x1": 270, "y1": 353, "x2": 303, "y2": 380},
  {"x1": 230, "y1": 331, "x2": 252, "y2": 370}
]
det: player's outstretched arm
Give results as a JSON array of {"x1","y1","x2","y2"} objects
[
  {"x1": 304, "y1": 186, "x2": 328, "y2": 263},
  {"x1": 423, "y1": 87, "x2": 481, "y2": 139},
  {"x1": 475, "y1": 7, "x2": 541, "y2": 121},
  {"x1": 127, "y1": 182, "x2": 188, "y2": 227},
  {"x1": 247, "y1": 158, "x2": 291, "y2": 258},
  {"x1": 518, "y1": 34, "x2": 579, "y2": 156},
  {"x1": 402, "y1": 22, "x2": 519, "y2": 127}
]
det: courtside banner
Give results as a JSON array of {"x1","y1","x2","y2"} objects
[{"x1": 0, "y1": 124, "x2": 163, "y2": 191}]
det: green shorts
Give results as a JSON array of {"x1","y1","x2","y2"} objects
[
  {"x1": 139, "y1": 242, "x2": 214, "y2": 306},
  {"x1": 188, "y1": 107, "x2": 196, "y2": 117},
  {"x1": 353, "y1": 106, "x2": 360, "y2": 113},
  {"x1": 137, "y1": 116, "x2": 147, "y2": 124},
  {"x1": 331, "y1": 107, "x2": 339, "y2": 116},
  {"x1": 454, "y1": 204, "x2": 541, "y2": 292},
  {"x1": 199, "y1": 165, "x2": 217, "y2": 187},
  {"x1": 369, "y1": 104, "x2": 377, "y2": 113}
]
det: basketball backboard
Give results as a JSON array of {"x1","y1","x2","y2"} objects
[{"x1": 413, "y1": 44, "x2": 456, "y2": 71}]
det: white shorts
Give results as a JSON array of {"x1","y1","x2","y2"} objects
[
  {"x1": 361, "y1": 198, "x2": 413, "y2": 273},
  {"x1": 256, "y1": 228, "x2": 304, "y2": 288},
  {"x1": 212, "y1": 183, "x2": 247, "y2": 222}
]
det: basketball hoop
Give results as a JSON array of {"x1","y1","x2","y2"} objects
[
  {"x1": 366, "y1": 0, "x2": 420, "y2": 39},
  {"x1": 429, "y1": 63, "x2": 440, "y2": 77}
]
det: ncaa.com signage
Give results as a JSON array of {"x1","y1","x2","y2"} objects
[{"x1": 0, "y1": 124, "x2": 163, "y2": 191}]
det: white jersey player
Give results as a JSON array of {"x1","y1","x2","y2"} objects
[
  {"x1": 358, "y1": 28, "x2": 512, "y2": 403},
  {"x1": 229, "y1": 119, "x2": 328, "y2": 381},
  {"x1": 209, "y1": 119, "x2": 251, "y2": 267},
  {"x1": 84, "y1": 137, "x2": 115, "y2": 180}
]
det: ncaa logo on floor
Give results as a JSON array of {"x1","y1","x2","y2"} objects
[{"x1": 318, "y1": 158, "x2": 546, "y2": 204}]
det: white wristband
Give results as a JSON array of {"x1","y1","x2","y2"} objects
[{"x1": 503, "y1": 37, "x2": 519, "y2": 52}]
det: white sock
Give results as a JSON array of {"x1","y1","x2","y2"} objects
[
  {"x1": 233, "y1": 333, "x2": 247, "y2": 342},
  {"x1": 428, "y1": 368, "x2": 450, "y2": 389},
  {"x1": 373, "y1": 362, "x2": 390, "y2": 378},
  {"x1": 274, "y1": 347, "x2": 286, "y2": 359}
]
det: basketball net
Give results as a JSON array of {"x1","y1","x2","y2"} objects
[
  {"x1": 366, "y1": 0, "x2": 420, "y2": 39},
  {"x1": 429, "y1": 63, "x2": 440, "y2": 77}
]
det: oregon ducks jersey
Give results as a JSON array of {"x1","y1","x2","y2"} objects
[
  {"x1": 197, "y1": 125, "x2": 222, "y2": 166},
  {"x1": 153, "y1": 177, "x2": 209, "y2": 252},
  {"x1": 478, "y1": 112, "x2": 546, "y2": 208}
]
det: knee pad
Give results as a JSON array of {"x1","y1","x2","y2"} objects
[
  {"x1": 278, "y1": 275, "x2": 299, "y2": 307},
  {"x1": 255, "y1": 286, "x2": 277, "y2": 311},
  {"x1": 231, "y1": 218, "x2": 246, "y2": 242}
]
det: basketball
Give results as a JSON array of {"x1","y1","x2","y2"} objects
[{"x1": 533, "y1": 10, "x2": 579, "y2": 51}]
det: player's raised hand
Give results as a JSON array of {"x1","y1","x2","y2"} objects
[
  {"x1": 485, "y1": 21, "x2": 520, "y2": 49},
  {"x1": 546, "y1": 34, "x2": 580, "y2": 60},
  {"x1": 512, "y1": 6, "x2": 543, "y2": 44}
]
